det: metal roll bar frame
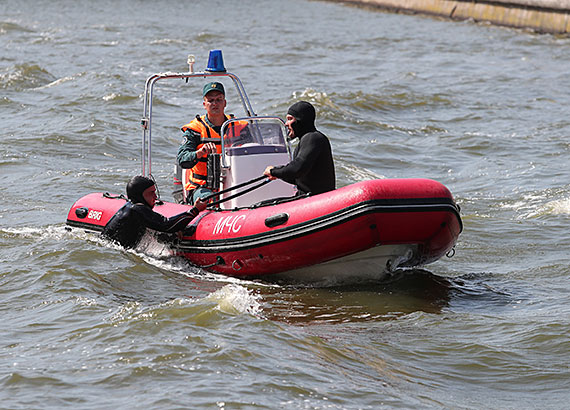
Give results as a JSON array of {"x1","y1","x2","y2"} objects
[{"x1": 140, "y1": 70, "x2": 255, "y2": 177}]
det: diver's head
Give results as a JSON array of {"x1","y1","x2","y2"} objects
[
  {"x1": 126, "y1": 175, "x2": 156, "y2": 208},
  {"x1": 286, "y1": 101, "x2": 316, "y2": 139}
]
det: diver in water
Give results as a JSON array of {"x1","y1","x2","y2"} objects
[
  {"x1": 102, "y1": 175, "x2": 206, "y2": 249},
  {"x1": 264, "y1": 101, "x2": 335, "y2": 196}
]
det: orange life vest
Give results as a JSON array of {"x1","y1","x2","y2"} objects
[{"x1": 181, "y1": 115, "x2": 242, "y2": 191}]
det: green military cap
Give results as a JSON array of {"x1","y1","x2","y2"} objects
[{"x1": 203, "y1": 82, "x2": 225, "y2": 97}]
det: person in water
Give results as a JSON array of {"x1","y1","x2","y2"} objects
[
  {"x1": 102, "y1": 175, "x2": 206, "y2": 249},
  {"x1": 264, "y1": 101, "x2": 335, "y2": 195},
  {"x1": 177, "y1": 82, "x2": 230, "y2": 204}
]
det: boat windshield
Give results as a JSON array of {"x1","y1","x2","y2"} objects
[{"x1": 221, "y1": 117, "x2": 289, "y2": 160}]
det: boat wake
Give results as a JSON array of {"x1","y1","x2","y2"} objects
[
  {"x1": 4, "y1": 224, "x2": 266, "y2": 318},
  {"x1": 3, "y1": 224, "x2": 519, "y2": 325}
]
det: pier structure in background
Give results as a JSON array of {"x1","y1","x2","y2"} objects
[{"x1": 330, "y1": 0, "x2": 570, "y2": 34}]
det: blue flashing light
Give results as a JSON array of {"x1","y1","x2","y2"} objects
[{"x1": 205, "y1": 49, "x2": 226, "y2": 72}]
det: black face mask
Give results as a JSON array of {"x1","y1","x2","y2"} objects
[
  {"x1": 126, "y1": 176, "x2": 154, "y2": 206},
  {"x1": 287, "y1": 101, "x2": 317, "y2": 138}
]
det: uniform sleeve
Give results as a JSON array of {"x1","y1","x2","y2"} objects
[
  {"x1": 177, "y1": 129, "x2": 202, "y2": 169},
  {"x1": 270, "y1": 133, "x2": 324, "y2": 181}
]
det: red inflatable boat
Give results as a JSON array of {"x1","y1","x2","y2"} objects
[
  {"x1": 67, "y1": 177, "x2": 461, "y2": 280},
  {"x1": 66, "y1": 50, "x2": 462, "y2": 281}
]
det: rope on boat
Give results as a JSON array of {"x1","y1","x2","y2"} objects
[
  {"x1": 103, "y1": 192, "x2": 127, "y2": 200},
  {"x1": 206, "y1": 178, "x2": 272, "y2": 208},
  {"x1": 197, "y1": 175, "x2": 271, "y2": 208},
  {"x1": 200, "y1": 255, "x2": 226, "y2": 269},
  {"x1": 202, "y1": 175, "x2": 267, "y2": 201}
]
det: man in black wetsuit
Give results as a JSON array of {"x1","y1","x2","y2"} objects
[
  {"x1": 263, "y1": 101, "x2": 335, "y2": 196},
  {"x1": 102, "y1": 176, "x2": 206, "y2": 249}
]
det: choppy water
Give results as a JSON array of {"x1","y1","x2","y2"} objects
[{"x1": 1, "y1": 0, "x2": 569, "y2": 408}]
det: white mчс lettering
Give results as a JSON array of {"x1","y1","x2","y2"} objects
[{"x1": 213, "y1": 215, "x2": 246, "y2": 235}]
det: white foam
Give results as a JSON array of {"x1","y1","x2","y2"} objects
[
  {"x1": 135, "y1": 231, "x2": 173, "y2": 258},
  {"x1": 36, "y1": 73, "x2": 84, "y2": 89},
  {"x1": 206, "y1": 284, "x2": 261, "y2": 316},
  {"x1": 340, "y1": 163, "x2": 386, "y2": 182},
  {"x1": 516, "y1": 196, "x2": 570, "y2": 219},
  {"x1": 543, "y1": 198, "x2": 570, "y2": 215},
  {"x1": 292, "y1": 88, "x2": 329, "y2": 102},
  {"x1": 2, "y1": 225, "x2": 92, "y2": 241}
]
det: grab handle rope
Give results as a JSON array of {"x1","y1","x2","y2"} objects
[
  {"x1": 198, "y1": 175, "x2": 272, "y2": 207},
  {"x1": 207, "y1": 178, "x2": 272, "y2": 208}
]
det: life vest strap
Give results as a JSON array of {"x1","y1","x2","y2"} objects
[
  {"x1": 200, "y1": 137, "x2": 222, "y2": 144},
  {"x1": 192, "y1": 172, "x2": 208, "y2": 181},
  {"x1": 195, "y1": 115, "x2": 212, "y2": 139}
]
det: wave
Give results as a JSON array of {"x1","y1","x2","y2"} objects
[
  {"x1": 34, "y1": 72, "x2": 86, "y2": 90},
  {"x1": 101, "y1": 92, "x2": 139, "y2": 104},
  {"x1": 337, "y1": 163, "x2": 386, "y2": 184},
  {"x1": 1, "y1": 225, "x2": 84, "y2": 241},
  {"x1": 205, "y1": 284, "x2": 262, "y2": 316},
  {"x1": 149, "y1": 38, "x2": 188, "y2": 46},
  {"x1": 195, "y1": 32, "x2": 224, "y2": 43},
  {"x1": 286, "y1": 87, "x2": 450, "y2": 139},
  {"x1": 106, "y1": 283, "x2": 262, "y2": 327},
  {"x1": 499, "y1": 186, "x2": 570, "y2": 219},
  {"x1": 544, "y1": 198, "x2": 570, "y2": 215},
  {"x1": 0, "y1": 21, "x2": 34, "y2": 34},
  {"x1": 291, "y1": 87, "x2": 452, "y2": 114},
  {"x1": 524, "y1": 197, "x2": 570, "y2": 217},
  {"x1": 1, "y1": 224, "x2": 264, "y2": 319},
  {"x1": 0, "y1": 63, "x2": 57, "y2": 90}
]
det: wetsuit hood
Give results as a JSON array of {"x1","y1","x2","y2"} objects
[
  {"x1": 287, "y1": 101, "x2": 317, "y2": 139},
  {"x1": 126, "y1": 175, "x2": 154, "y2": 207}
]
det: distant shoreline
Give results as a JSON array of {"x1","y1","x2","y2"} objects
[{"x1": 324, "y1": 0, "x2": 570, "y2": 34}]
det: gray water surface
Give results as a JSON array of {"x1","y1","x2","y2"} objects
[{"x1": 1, "y1": 0, "x2": 569, "y2": 408}]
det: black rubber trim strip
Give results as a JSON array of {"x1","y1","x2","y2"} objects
[
  {"x1": 66, "y1": 220, "x2": 105, "y2": 232},
  {"x1": 177, "y1": 198, "x2": 462, "y2": 254}
]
